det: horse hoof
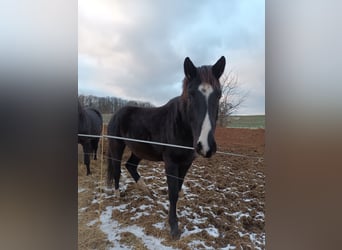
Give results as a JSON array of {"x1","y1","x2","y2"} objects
[
  {"x1": 170, "y1": 230, "x2": 181, "y2": 240},
  {"x1": 114, "y1": 189, "x2": 120, "y2": 197},
  {"x1": 136, "y1": 178, "x2": 152, "y2": 196},
  {"x1": 101, "y1": 187, "x2": 114, "y2": 195}
]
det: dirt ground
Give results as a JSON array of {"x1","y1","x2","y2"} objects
[{"x1": 78, "y1": 127, "x2": 265, "y2": 249}]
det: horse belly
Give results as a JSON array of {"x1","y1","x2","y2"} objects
[{"x1": 126, "y1": 142, "x2": 163, "y2": 161}]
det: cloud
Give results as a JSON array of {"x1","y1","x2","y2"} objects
[{"x1": 78, "y1": 0, "x2": 265, "y2": 114}]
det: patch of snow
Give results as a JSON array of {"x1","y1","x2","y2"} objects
[
  {"x1": 185, "y1": 193, "x2": 199, "y2": 200},
  {"x1": 139, "y1": 204, "x2": 151, "y2": 210},
  {"x1": 205, "y1": 227, "x2": 219, "y2": 238},
  {"x1": 243, "y1": 198, "x2": 253, "y2": 202},
  {"x1": 156, "y1": 200, "x2": 169, "y2": 211},
  {"x1": 144, "y1": 196, "x2": 155, "y2": 203},
  {"x1": 182, "y1": 182, "x2": 190, "y2": 194},
  {"x1": 192, "y1": 214, "x2": 208, "y2": 224},
  {"x1": 228, "y1": 211, "x2": 250, "y2": 220},
  {"x1": 238, "y1": 232, "x2": 265, "y2": 250},
  {"x1": 188, "y1": 240, "x2": 213, "y2": 249},
  {"x1": 157, "y1": 211, "x2": 167, "y2": 219},
  {"x1": 79, "y1": 207, "x2": 88, "y2": 213},
  {"x1": 238, "y1": 232, "x2": 248, "y2": 237},
  {"x1": 152, "y1": 222, "x2": 165, "y2": 230},
  {"x1": 182, "y1": 225, "x2": 202, "y2": 237},
  {"x1": 78, "y1": 188, "x2": 86, "y2": 193},
  {"x1": 87, "y1": 219, "x2": 98, "y2": 227},
  {"x1": 113, "y1": 204, "x2": 128, "y2": 212},
  {"x1": 220, "y1": 244, "x2": 237, "y2": 250},
  {"x1": 255, "y1": 211, "x2": 264, "y2": 220},
  {"x1": 179, "y1": 208, "x2": 191, "y2": 217},
  {"x1": 100, "y1": 206, "x2": 177, "y2": 250},
  {"x1": 101, "y1": 186, "x2": 115, "y2": 193},
  {"x1": 130, "y1": 211, "x2": 150, "y2": 221},
  {"x1": 249, "y1": 233, "x2": 257, "y2": 242}
]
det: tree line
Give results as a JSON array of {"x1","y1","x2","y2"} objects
[{"x1": 78, "y1": 95, "x2": 154, "y2": 114}]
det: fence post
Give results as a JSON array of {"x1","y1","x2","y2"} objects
[{"x1": 99, "y1": 123, "x2": 105, "y2": 218}]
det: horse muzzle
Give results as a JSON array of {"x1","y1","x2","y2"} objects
[{"x1": 195, "y1": 136, "x2": 217, "y2": 158}]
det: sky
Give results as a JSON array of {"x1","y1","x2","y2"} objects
[{"x1": 78, "y1": 0, "x2": 265, "y2": 115}]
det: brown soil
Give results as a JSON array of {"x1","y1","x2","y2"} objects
[{"x1": 78, "y1": 127, "x2": 265, "y2": 249}]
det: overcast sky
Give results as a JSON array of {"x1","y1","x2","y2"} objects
[{"x1": 78, "y1": 0, "x2": 264, "y2": 115}]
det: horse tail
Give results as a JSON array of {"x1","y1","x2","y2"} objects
[{"x1": 106, "y1": 111, "x2": 126, "y2": 189}]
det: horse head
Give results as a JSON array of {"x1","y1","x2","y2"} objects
[{"x1": 183, "y1": 56, "x2": 225, "y2": 157}]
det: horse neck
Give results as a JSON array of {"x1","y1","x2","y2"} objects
[
  {"x1": 173, "y1": 97, "x2": 192, "y2": 133},
  {"x1": 176, "y1": 97, "x2": 188, "y2": 122}
]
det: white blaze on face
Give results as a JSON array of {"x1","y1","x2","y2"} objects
[{"x1": 198, "y1": 83, "x2": 213, "y2": 154}]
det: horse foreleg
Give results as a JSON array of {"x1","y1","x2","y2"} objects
[
  {"x1": 178, "y1": 163, "x2": 191, "y2": 199},
  {"x1": 165, "y1": 164, "x2": 180, "y2": 240},
  {"x1": 125, "y1": 153, "x2": 151, "y2": 196},
  {"x1": 125, "y1": 153, "x2": 141, "y2": 182}
]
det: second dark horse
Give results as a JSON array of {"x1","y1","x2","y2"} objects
[{"x1": 78, "y1": 101, "x2": 103, "y2": 175}]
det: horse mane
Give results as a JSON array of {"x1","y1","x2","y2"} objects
[{"x1": 181, "y1": 65, "x2": 221, "y2": 100}]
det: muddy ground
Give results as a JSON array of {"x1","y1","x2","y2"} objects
[{"x1": 78, "y1": 127, "x2": 265, "y2": 249}]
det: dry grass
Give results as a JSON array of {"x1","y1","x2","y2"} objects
[{"x1": 78, "y1": 144, "x2": 109, "y2": 250}]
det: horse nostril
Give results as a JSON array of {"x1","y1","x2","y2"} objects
[{"x1": 205, "y1": 150, "x2": 212, "y2": 158}]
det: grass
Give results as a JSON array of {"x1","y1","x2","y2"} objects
[
  {"x1": 103, "y1": 113, "x2": 265, "y2": 129},
  {"x1": 227, "y1": 115, "x2": 265, "y2": 129}
]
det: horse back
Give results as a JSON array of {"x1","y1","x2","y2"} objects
[
  {"x1": 85, "y1": 108, "x2": 103, "y2": 135},
  {"x1": 107, "y1": 100, "x2": 194, "y2": 162},
  {"x1": 108, "y1": 105, "x2": 167, "y2": 139}
]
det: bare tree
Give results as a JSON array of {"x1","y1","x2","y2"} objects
[{"x1": 218, "y1": 71, "x2": 248, "y2": 126}]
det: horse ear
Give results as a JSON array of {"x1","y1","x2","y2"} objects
[
  {"x1": 212, "y1": 56, "x2": 226, "y2": 79},
  {"x1": 184, "y1": 57, "x2": 197, "y2": 79}
]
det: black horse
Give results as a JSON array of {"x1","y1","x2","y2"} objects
[
  {"x1": 107, "y1": 56, "x2": 225, "y2": 239},
  {"x1": 78, "y1": 101, "x2": 103, "y2": 175}
]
